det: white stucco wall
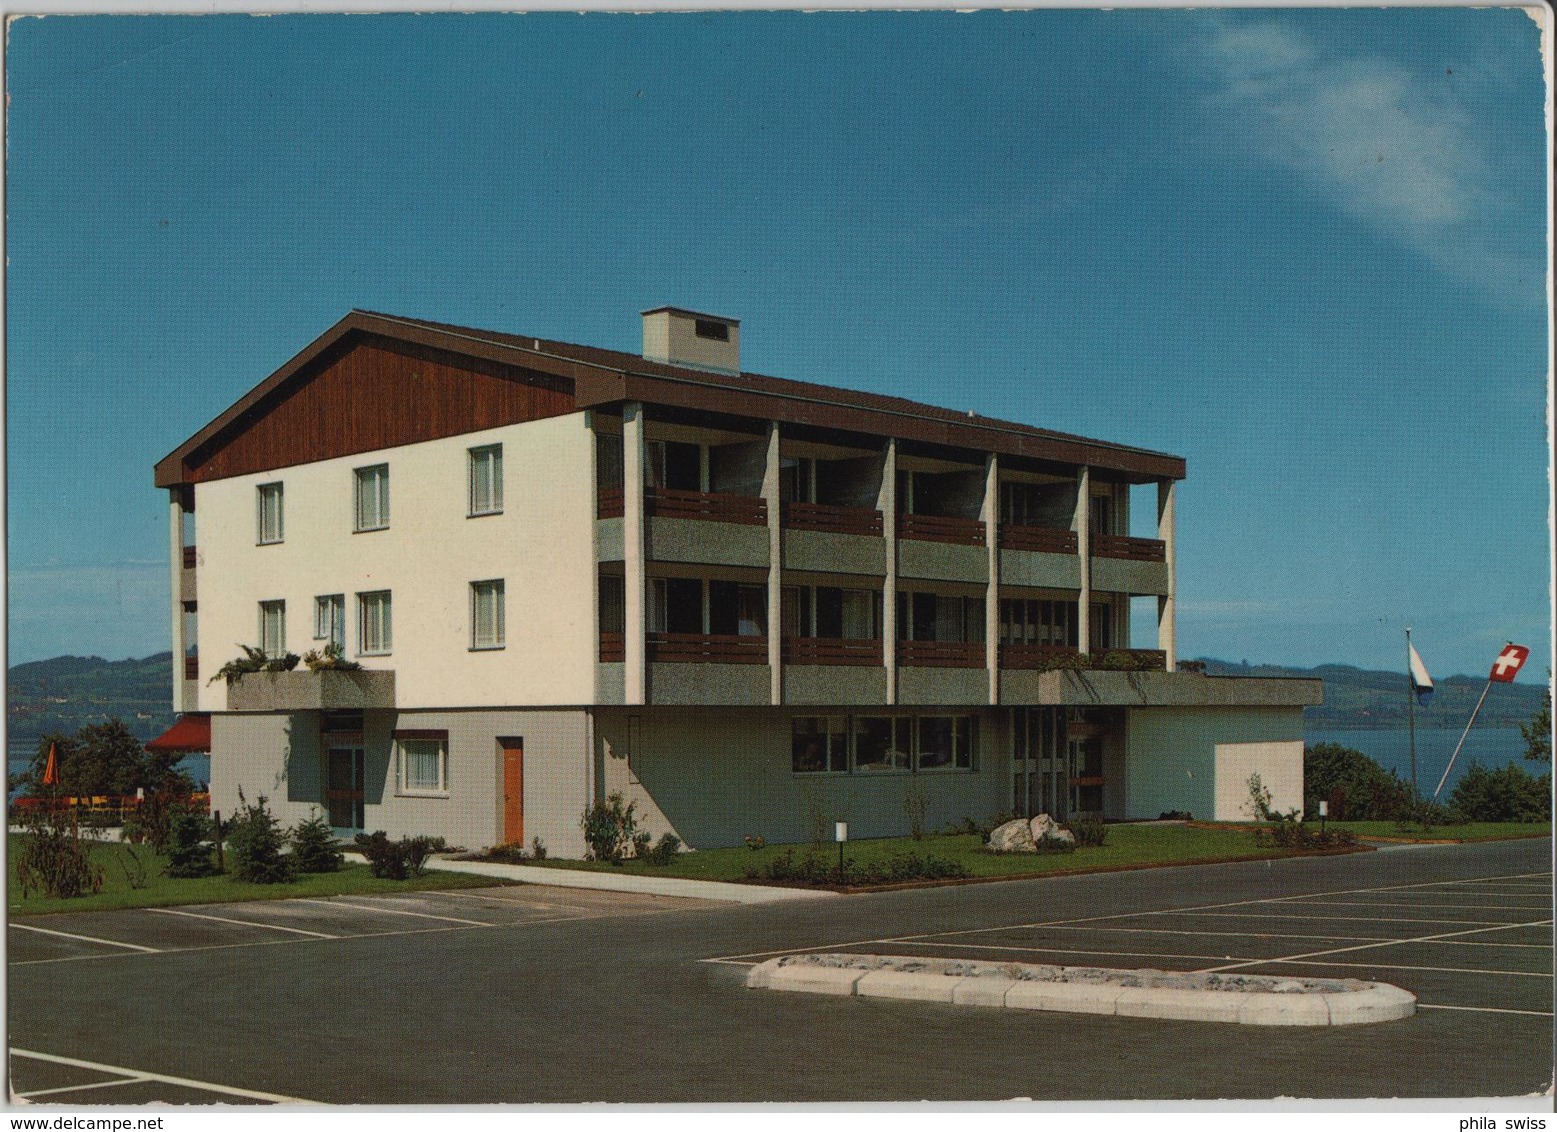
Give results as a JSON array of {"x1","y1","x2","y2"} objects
[
  {"x1": 209, "y1": 708, "x2": 590, "y2": 855},
  {"x1": 594, "y1": 708, "x2": 1008, "y2": 850},
  {"x1": 194, "y1": 413, "x2": 597, "y2": 710},
  {"x1": 1213, "y1": 740, "x2": 1305, "y2": 821},
  {"x1": 1123, "y1": 706, "x2": 1305, "y2": 821}
]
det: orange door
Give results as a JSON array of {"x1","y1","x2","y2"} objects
[{"x1": 501, "y1": 738, "x2": 524, "y2": 845}]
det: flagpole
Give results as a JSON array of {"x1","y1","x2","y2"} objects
[
  {"x1": 1434, "y1": 676, "x2": 1494, "y2": 800},
  {"x1": 1406, "y1": 627, "x2": 1418, "y2": 802}
]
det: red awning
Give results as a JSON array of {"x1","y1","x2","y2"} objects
[{"x1": 146, "y1": 713, "x2": 211, "y2": 754}]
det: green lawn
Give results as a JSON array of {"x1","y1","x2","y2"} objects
[
  {"x1": 1324, "y1": 821, "x2": 1552, "y2": 843},
  {"x1": 7, "y1": 834, "x2": 506, "y2": 917},
  {"x1": 519, "y1": 823, "x2": 1302, "y2": 885}
]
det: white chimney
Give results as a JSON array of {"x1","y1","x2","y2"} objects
[{"x1": 641, "y1": 307, "x2": 740, "y2": 374}]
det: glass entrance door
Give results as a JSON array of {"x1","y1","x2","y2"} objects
[{"x1": 326, "y1": 746, "x2": 365, "y2": 831}]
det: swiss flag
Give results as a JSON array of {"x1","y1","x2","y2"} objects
[{"x1": 1489, "y1": 643, "x2": 1530, "y2": 683}]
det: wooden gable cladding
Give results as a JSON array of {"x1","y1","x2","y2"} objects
[{"x1": 179, "y1": 332, "x2": 576, "y2": 484}]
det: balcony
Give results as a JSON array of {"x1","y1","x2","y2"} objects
[
  {"x1": 599, "y1": 632, "x2": 625, "y2": 663},
  {"x1": 647, "y1": 632, "x2": 768, "y2": 664},
  {"x1": 1092, "y1": 534, "x2": 1166, "y2": 563},
  {"x1": 181, "y1": 545, "x2": 198, "y2": 569},
  {"x1": 782, "y1": 637, "x2": 883, "y2": 667},
  {"x1": 999, "y1": 525, "x2": 1077, "y2": 555},
  {"x1": 782, "y1": 501, "x2": 882, "y2": 537},
  {"x1": 226, "y1": 669, "x2": 396, "y2": 712},
  {"x1": 648, "y1": 488, "x2": 766, "y2": 526},
  {"x1": 897, "y1": 513, "x2": 985, "y2": 546},
  {"x1": 896, "y1": 640, "x2": 985, "y2": 669},
  {"x1": 597, "y1": 488, "x2": 624, "y2": 520},
  {"x1": 999, "y1": 643, "x2": 1082, "y2": 670}
]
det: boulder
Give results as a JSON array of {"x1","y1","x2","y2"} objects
[
  {"x1": 1030, "y1": 814, "x2": 1076, "y2": 846},
  {"x1": 987, "y1": 818, "x2": 1036, "y2": 853}
]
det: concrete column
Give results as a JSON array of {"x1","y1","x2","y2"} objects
[
  {"x1": 623, "y1": 403, "x2": 648, "y2": 705},
  {"x1": 880, "y1": 439, "x2": 898, "y2": 705},
  {"x1": 1158, "y1": 478, "x2": 1178, "y2": 672},
  {"x1": 168, "y1": 488, "x2": 187, "y2": 712},
  {"x1": 984, "y1": 453, "x2": 999, "y2": 706},
  {"x1": 1075, "y1": 466, "x2": 1092, "y2": 656},
  {"x1": 765, "y1": 421, "x2": 783, "y2": 705}
]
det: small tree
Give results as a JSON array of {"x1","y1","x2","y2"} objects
[
  {"x1": 15, "y1": 801, "x2": 105, "y2": 900},
  {"x1": 580, "y1": 791, "x2": 638, "y2": 862},
  {"x1": 165, "y1": 811, "x2": 219, "y2": 878},
  {"x1": 290, "y1": 809, "x2": 344, "y2": 873},
  {"x1": 226, "y1": 791, "x2": 296, "y2": 883}
]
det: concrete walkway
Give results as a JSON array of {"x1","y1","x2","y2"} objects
[{"x1": 416, "y1": 856, "x2": 838, "y2": 905}]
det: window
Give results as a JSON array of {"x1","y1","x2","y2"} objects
[
  {"x1": 648, "y1": 577, "x2": 702, "y2": 634},
  {"x1": 398, "y1": 738, "x2": 447, "y2": 795},
  {"x1": 598, "y1": 573, "x2": 625, "y2": 635},
  {"x1": 314, "y1": 595, "x2": 345, "y2": 650},
  {"x1": 898, "y1": 592, "x2": 984, "y2": 642},
  {"x1": 354, "y1": 465, "x2": 389, "y2": 531},
  {"x1": 1000, "y1": 599, "x2": 1076, "y2": 648},
  {"x1": 471, "y1": 580, "x2": 505, "y2": 649},
  {"x1": 358, "y1": 591, "x2": 392, "y2": 655},
  {"x1": 468, "y1": 445, "x2": 503, "y2": 516},
  {"x1": 709, "y1": 581, "x2": 766, "y2": 637},
  {"x1": 259, "y1": 600, "x2": 286, "y2": 659},
  {"x1": 853, "y1": 717, "x2": 912, "y2": 772},
  {"x1": 915, "y1": 716, "x2": 975, "y2": 771},
  {"x1": 257, "y1": 483, "x2": 284, "y2": 544},
  {"x1": 694, "y1": 318, "x2": 729, "y2": 341},
  {"x1": 792, "y1": 716, "x2": 847, "y2": 774}
]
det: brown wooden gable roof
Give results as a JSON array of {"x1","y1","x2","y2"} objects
[{"x1": 155, "y1": 309, "x2": 1185, "y2": 488}]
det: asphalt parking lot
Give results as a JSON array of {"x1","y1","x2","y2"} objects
[
  {"x1": 706, "y1": 866, "x2": 1554, "y2": 1017},
  {"x1": 7, "y1": 838, "x2": 1553, "y2": 1105}
]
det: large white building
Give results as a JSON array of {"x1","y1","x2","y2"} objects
[{"x1": 155, "y1": 308, "x2": 1318, "y2": 856}]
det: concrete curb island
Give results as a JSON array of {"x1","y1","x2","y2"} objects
[{"x1": 747, "y1": 953, "x2": 1418, "y2": 1026}]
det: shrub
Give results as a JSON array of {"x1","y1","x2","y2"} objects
[
  {"x1": 1449, "y1": 762, "x2": 1552, "y2": 823},
  {"x1": 118, "y1": 844, "x2": 150, "y2": 889},
  {"x1": 15, "y1": 804, "x2": 105, "y2": 899},
  {"x1": 643, "y1": 833, "x2": 682, "y2": 866},
  {"x1": 1158, "y1": 810, "x2": 1193, "y2": 821},
  {"x1": 226, "y1": 792, "x2": 296, "y2": 884},
  {"x1": 743, "y1": 835, "x2": 766, "y2": 851},
  {"x1": 1254, "y1": 821, "x2": 1358, "y2": 851},
  {"x1": 580, "y1": 792, "x2": 638, "y2": 862},
  {"x1": 1063, "y1": 816, "x2": 1108, "y2": 847},
  {"x1": 1303, "y1": 743, "x2": 1411, "y2": 821},
  {"x1": 353, "y1": 832, "x2": 446, "y2": 879},
  {"x1": 748, "y1": 846, "x2": 969, "y2": 886},
  {"x1": 289, "y1": 810, "x2": 344, "y2": 874},
  {"x1": 484, "y1": 842, "x2": 530, "y2": 864},
  {"x1": 165, "y1": 810, "x2": 219, "y2": 878},
  {"x1": 530, "y1": 836, "x2": 547, "y2": 861},
  {"x1": 630, "y1": 830, "x2": 653, "y2": 861},
  {"x1": 301, "y1": 642, "x2": 362, "y2": 672}
]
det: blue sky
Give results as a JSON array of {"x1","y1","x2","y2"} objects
[{"x1": 5, "y1": 8, "x2": 1550, "y2": 680}]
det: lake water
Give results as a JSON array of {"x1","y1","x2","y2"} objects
[{"x1": 1305, "y1": 727, "x2": 1533, "y2": 798}]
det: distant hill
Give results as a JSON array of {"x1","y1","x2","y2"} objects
[
  {"x1": 3, "y1": 653, "x2": 1548, "y2": 760},
  {"x1": 7, "y1": 653, "x2": 177, "y2": 760},
  {"x1": 1194, "y1": 658, "x2": 1547, "y2": 732}
]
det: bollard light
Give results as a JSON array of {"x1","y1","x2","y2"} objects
[{"x1": 835, "y1": 821, "x2": 848, "y2": 879}]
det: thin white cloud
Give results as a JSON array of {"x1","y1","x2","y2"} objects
[
  {"x1": 7, "y1": 562, "x2": 170, "y2": 664},
  {"x1": 1194, "y1": 17, "x2": 1539, "y2": 301}
]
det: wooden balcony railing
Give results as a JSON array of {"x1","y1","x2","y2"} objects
[
  {"x1": 897, "y1": 513, "x2": 986, "y2": 546},
  {"x1": 999, "y1": 525, "x2": 1078, "y2": 555},
  {"x1": 183, "y1": 654, "x2": 199, "y2": 681},
  {"x1": 1092, "y1": 534, "x2": 1167, "y2": 563},
  {"x1": 999, "y1": 643, "x2": 1082, "y2": 670},
  {"x1": 647, "y1": 488, "x2": 767, "y2": 526},
  {"x1": 783, "y1": 637, "x2": 883, "y2": 667},
  {"x1": 782, "y1": 501, "x2": 883, "y2": 537},
  {"x1": 785, "y1": 501, "x2": 883, "y2": 537},
  {"x1": 182, "y1": 546, "x2": 198, "y2": 569},
  {"x1": 597, "y1": 489, "x2": 624, "y2": 520},
  {"x1": 896, "y1": 640, "x2": 985, "y2": 668},
  {"x1": 598, "y1": 632, "x2": 625, "y2": 663},
  {"x1": 648, "y1": 633, "x2": 769, "y2": 664}
]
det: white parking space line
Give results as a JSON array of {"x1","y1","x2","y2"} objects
[
  {"x1": 10, "y1": 1048, "x2": 316, "y2": 1104},
  {"x1": 1156, "y1": 911, "x2": 1529, "y2": 927},
  {"x1": 10, "y1": 922, "x2": 160, "y2": 953},
  {"x1": 420, "y1": 889, "x2": 594, "y2": 913},
  {"x1": 886, "y1": 940, "x2": 1249, "y2": 964},
  {"x1": 147, "y1": 906, "x2": 340, "y2": 939},
  {"x1": 289, "y1": 898, "x2": 491, "y2": 926},
  {"x1": 1418, "y1": 1003, "x2": 1555, "y2": 1018},
  {"x1": 1195, "y1": 919, "x2": 1554, "y2": 974},
  {"x1": 1253, "y1": 958, "x2": 1552, "y2": 978},
  {"x1": 1274, "y1": 900, "x2": 1553, "y2": 912},
  {"x1": 15, "y1": 1076, "x2": 152, "y2": 1099},
  {"x1": 958, "y1": 924, "x2": 1399, "y2": 944}
]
